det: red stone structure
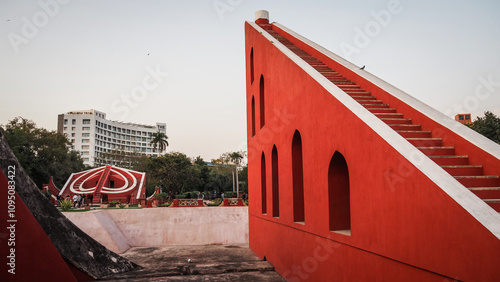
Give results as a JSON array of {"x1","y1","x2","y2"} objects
[
  {"x1": 42, "y1": 176, "x2": 60, "y2": 205},
  {"x1": 246, "y1": 11, "x2": 500, "y2": 281},
  {"x1": 59, "y1": 165, "x2": 146, "y2": 204}
]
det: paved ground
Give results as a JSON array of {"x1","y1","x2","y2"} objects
[{"x1": 99, "y1": 244, "x2": 284, "y2": 281}]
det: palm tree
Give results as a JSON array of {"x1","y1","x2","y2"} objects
[
  {"x1": 229, "y1": 152, "x2": 244, "y2": 196},
  {"x1": 149, "y1": 131, "x2": 169, "y2": 155}
]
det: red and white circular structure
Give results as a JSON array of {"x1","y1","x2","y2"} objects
[{"x1": 59, "y1": 165, "x2": 146, "y2": 204}]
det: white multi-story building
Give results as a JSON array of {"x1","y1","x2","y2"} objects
[{"x1": 57, "y1": 109, "x2": 166, "y2": 167}]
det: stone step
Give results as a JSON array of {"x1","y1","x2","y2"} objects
[
  {"x1": 325, "y1": 77, "x2": 346, "y2": 81},
  {"x1": 368, "y1": 108, "x2": 397, "y2": 113},
  {"x1": 406, "y1": 138, "x2": 443, "y2": 147},
  {"x1": 455, "y1": 176, "x2": 500, "y2": 188},
  {"x1": 344, "y1": 90, "x2": 372, "y2": 95},
  {"x1": 358, "y1": 99, "x2": 383, "y2": 104},
  {"x1": 357, "y1": 101, "x2": 382, "y2": 106},
  {"x1": 352, "y1": 96, "x2": 377, "y2": 100},
  {"x1": 381, "y1": 118, "x2": 412, "y2": 125},
  {"x1": 441, "y1": 165, "x2": 483, "y2": 176},
  {"x1": 483, "y1": 199, "x2": 500, "y2": 212},
  {"x1": 417, "y1": 146, "x2": 455, "y2": 156},
  {"x1": 337, "y1": 84, "x2": 362, "y2": 89},
  {"x1": 374, "y1": 112, "x2": 403, "y2": 117},
  {"x1": 396, "y1": 130, "x2": 432, "y2": 138},
  {"x1": 469, "y1": 187, "x2": 500, "y2": 199},
  {"x1": 389, "y1": 124, "x2": 422, "y2": 131},
  {"x1": 361, "y1": 103, "x2": 390, "y2": 108},
  {"x1": 429, "y1": 155, "x2": 469, "y2": 166},
  {"x1": 330, "y1": 79, "x2": 354, "y2": 84}
]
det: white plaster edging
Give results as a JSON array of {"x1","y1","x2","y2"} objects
[
  {"x1": 247, "y1": 21, "x2": 500, "y2": 238},
  {"x1": 60, "y1": 166, "x2": 103, "y2": 196},
  {"x1": 59, "y1": 172, "x2": 75, "y2": 196},
  {"x1": 136, "y1": 172, "x2": 146, "y2": 199}
]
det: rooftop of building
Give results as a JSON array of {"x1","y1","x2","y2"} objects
[{"x1": 61, "y1": 109, "x2": 164, "y2": 130}]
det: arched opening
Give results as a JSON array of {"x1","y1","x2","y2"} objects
[
  {"x1": 250, "y1": 48, "x2": 254, "y2": 84},
  {"x1": 272, "y1": 145, "x2": 279, "y2": 218},
  {"x1": 328, "y1": 151, "x2": 351, "y2": 233},
  {"x1": 292, "y1": 130, "x2": 305, "y2": 222},
  {"x1": 251, "y1": 96, "x2": 256, "y2": 137},
  {"x1": 261, "y1": 152, "x2": 267, "y2": 214},
  {"x1": 259, "y1": 75, "x2": 265, "y2": 129}
]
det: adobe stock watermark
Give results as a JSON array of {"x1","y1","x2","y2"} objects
[
  {"x1": 7, "y1": 0, "x2": 71, "y2": 54},
  {"x1": 282, "y1": 237, "x2": 340, "y2": 281},
  {"x1": 340, "y1": 0, "x2": 405, "y2": 61},
  {"x1": 111, "y1": 65, "x2": 169, "y2": 120},
  {"x1": 383, "y1": 73, "x2": 500, "y2": 191},
  {"x1": 384, "y1": 128, "x2": 448, "y2": 192},
  {"x1": 213, "y1": 0, "x2": 244, "y2": 21},
  {"x1": 6, "y1": 165, "x2": 17, "y2": 275}
]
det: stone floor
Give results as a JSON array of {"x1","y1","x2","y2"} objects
[{"x1": 99, "y1": 244, "x2": 284, "y2": 281}]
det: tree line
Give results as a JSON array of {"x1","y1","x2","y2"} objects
[
  {"x1": 2, "y1": 111, "x2": 497, "y2": 196},
  {"x1": 0, "y1": 117, "x2": 247, "y2": 197},
  {"x1": 1, "y1": 117, "x2": 87, "y2": 188},
  {"x1": 466, "y1": 111, "x2": 500, "y2": 144}
]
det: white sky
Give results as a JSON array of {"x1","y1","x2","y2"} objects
[{"x1": 1, "y1": 0, "x2": 499, "y2": 161}]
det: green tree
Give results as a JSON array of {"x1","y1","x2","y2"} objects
[
  {"x1": 239, "y1": 164, "x2": 248, "y2": 193},
  {"x1": 149, "y1": 131, "x2": 169, "y2": 154},
  {"x1": 193, "y1": 156, "x2": 210, "y2": 193},
  {"x1": 208, "y1": 151, "x2": 246, "y2": 195},
  {"x1": 467, "y1": 111, "x2": 500, "y2": 144},
  {"x1": 229, "y1": 151, "x2": 244, "y2": 195},
  {"x1": 1, "y1": 117, "x2": 87, "y2": 188},
  {"x1": 206, "y1": 168, "x2": 232, "y2": 194},
  {"x1": 131, "y1": 154, "x2": 151, "y2": 172},
  {"x1": 229, "y1": 152, "x2": 244, "y2": 165},
  {"x1": 146, "y1": 152, "x2": 200, "y2": 197}
]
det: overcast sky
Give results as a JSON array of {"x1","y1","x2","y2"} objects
[{"x1": 1, "y1": 0, "x2": 499, "y2": 161}]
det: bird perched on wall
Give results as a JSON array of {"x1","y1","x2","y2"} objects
[{"x1": 360, "y1": 65, "x2": 365, "y2": 70}]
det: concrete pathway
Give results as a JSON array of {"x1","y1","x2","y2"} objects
[{"x1": 99, "y1": 244, "x2": 284, "y2": 281}]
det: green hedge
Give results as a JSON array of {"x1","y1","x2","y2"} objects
[{"x1": 224, "y1": 191, "x2": 237, "y2": 198}]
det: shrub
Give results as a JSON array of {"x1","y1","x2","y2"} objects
[
  {"x1": 175, "y1": 194, "x2": 186, "y2": 199},
  {"x1": 118, "y1": 203, "x2": 126, "y2": 209},
  {"x1": 60, "y1": 199, "x2": 73, "y2": 211},
  {"x1": 154, "y1": 192, "x2": 167, "y2": 202},
  {"x1": 206, "y1": 198, "x2": 222, "y2": 206},
  {"x1": 109, "y1": 200, "x2": 120, "y2": 205}
]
